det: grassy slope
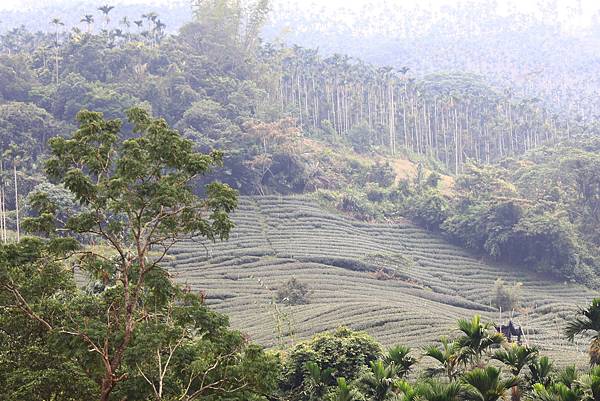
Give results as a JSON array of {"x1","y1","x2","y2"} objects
[{"x1": 167, "y1": 196, "x2": 596, "y2": 366}]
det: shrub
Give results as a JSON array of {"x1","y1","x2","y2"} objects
[
  {"x1": 404, "y1": 189, "x2": 449, "y2": 231},
  {"x1": 426, "y1": 171, "x2": 442, "y2": 188},
  {"x1": 336, "y1": 191, "x2": 377, "y2": 220},
  {"x1": 366, "y1": 162, "x2": 395, "y2": 187},
  {"x1": 281, "y1": 327, "x2": 382, "y2": 399},
  {"x1": 492, "y1": 278, "x2": 522, "y2": 311},
  {"x1": 347, "y1": 122, "x2": 375, "y2": 152},
  {"x1": 277, "y1": 277, "x2": 311, "y2": 305},
  {"x1": 366, "y1": 183, "x2": 387, "y2": 202}
]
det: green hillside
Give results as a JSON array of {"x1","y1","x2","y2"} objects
[{"x1": 168, "y1": 195, "x2": 596, "y2": 366}]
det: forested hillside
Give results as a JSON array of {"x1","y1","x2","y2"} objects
[
  {"x1": 0, "y1": 0, "x2": 598, "y2": 283},
  {"x1": 267, "y1": 0, "x2": 600, "y2": 124}
]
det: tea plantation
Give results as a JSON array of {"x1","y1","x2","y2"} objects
[{"x1": 167, "y1": 196, "x2": 597, "y2": 366}]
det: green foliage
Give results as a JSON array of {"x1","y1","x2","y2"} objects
[
  {"x1": 528, "y1": 356, "x2": 555, "y2": 387},
  {"x1": 2, "y1": 0, "x2": 597, "y2": 288},
  {"x1": 367, "y1": 162, "x2": 396, "y2": 188},
  {"x1": 281, "y1": 327, "x2": 382, "y2": 399},
  {"x1": 276, "y1": 316, "x2": 600, "y2": 401},
  {"x1": 2, "y1": 4, "x2": 600, "y2": 400},
  {"x1": 456, "y1": 315, "x2": 505, "y2": 365},
  {"x1": 0, "y1": 107, "x2": 286, "y2": 401},
  {"x1": 492, "y1": 344, "x2": 538, "y2": 377},
  {"x1": 0, "y1": 236, "x2": 280, "y2": 401},
  {"x1": 191, "y1": 0, "x2": 270, "y2": 71},
  {"x1": 0, "y1": 102, "x2": 65, "y2": 162},
  {"x1": 0, "y1": 239, "x2": 95, "y2": 401},
  {"x1": 348, "y1": 122, "x2": 376, "y2": 153},
  {"x1": 335, "y1": 189, "x2": 379, "y2": 221},
  {"x1": 462, "y1": 366, "x2": 518, "y2": 401},
  {"x1": 329, "y1": 377, "x2": 364, "y2": 401},
  {"x1": 384, "y1": 345, "x2": 417, "y2": 378},
  {"x1": 404, "y1": 188, "x2": 448, "y2": 231},
  {"x1": 45, "y1": 73, "x2": 144, "y2": 121},
  {"x1": 409, "y1": 150, "x2": 600, "y2": 286},
  {"x1": 415, "y1": 380, "x2": 464, "y2": 401},
  {"x1": 304, "y1": 361, "x2": 336, "y2": 400},
  {"x1": 357, "y1": 359, "x2": 400, "y2": 401},
  {"x1": 565, "y1": 298, "x2": 600, "y2": 366},
  {"x1": 423, "y1": 337, "x2": 463, "y2": 381},
  {"x1": 0, "y1": 55, "x2": 33, "y2": 101}
]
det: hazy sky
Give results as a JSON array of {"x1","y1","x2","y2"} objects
[
  {"x1": 0, "y1": 0, "x2": 597, "y2": 12},
  {"x1": 1, "y1": 0, "x2": 599, "y2": 29},
  {"x1": 0, "y1": 0, "x2": 187, "y2": 10}
]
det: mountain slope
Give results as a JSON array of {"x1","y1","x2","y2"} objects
[{"x1": 168, "y1": 196, "x2": 596, "y2": 366}]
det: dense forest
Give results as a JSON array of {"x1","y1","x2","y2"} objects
[
  {"x1": 0, "y1": 0, "x2": 599, "y2": 400},
  {"x1": 267, "y1": 0, "x2": 600, "y2": 124},
  {"x1": 1, "y1": 0, "x2": 597, "y2": 284}
]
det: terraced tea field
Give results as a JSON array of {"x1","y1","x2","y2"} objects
[{"x1": 167, "y1": 196, "x2": 597, "y2": 365}]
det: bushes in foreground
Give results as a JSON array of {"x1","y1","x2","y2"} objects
[{"x1": 278, "y1": 308, "x2": 600, "y2": 401}]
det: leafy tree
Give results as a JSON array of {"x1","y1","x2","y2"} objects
[
  {"x1": 366, "y1": 162, "x2": 396, "y2": 187},
  {"x1": 49, "y1": 73, "x2": 142, "y2": 121},
  {"x1": 304, "y1": 361, "x2": 336, "y2": 400},
  {"x1": 357, "y1": 360, "x2": 399, "y2": 401},
  {"x1": 329, "y1": 377, "x2": 364, "y2": 401},
  {"x1": 0, "y1": 55, "x2": 34, "y2": 101},
  {"x1": 565, "y1": 298, "x2": 600, "y2": 366},
  {"x1": 190, "y1": 0, "x2": 270, "y2": 75},
  {"x1": 527, "y1": 356, "x2": 554, "y2": 388},
  {"x1": 492, "y1": 344, "x2": 538, "y2": 401},
  {"x1": 282, "y1": 327, "x2": 382, "y2": 400},
  {"x1": 0, "y1": 101, "x2": 66, "y2": 163},
  {"x1": 423, "y1": 337, "x2": 463, "y2": 381},
  {"x1": 404, "y1": 189, "x2": 448, "y2": 231},
  {"x1": 1, "y1": 107, "x2": 240, "y2": 401},
  {"x1": 456, "y1": 315, "x2": 504, "y2": 366},
  {"x1": 347, "y1": 122, "x2": 375, "y2": 152},
  {"x1": 0, "y1": 239, "x2": 98, "y2": 400},
  {"x1": 384, "y1": 345, "x2": 417, "y2": 379},
  {"x1": 492, "y1": 278, "x2": 522, "y2": 312},
  {"x1": 416, "y1": 380, "x2": 464, "y2": 401},
  {"x1": 462, "y1": 366, "x2": 518, "y2": 401}
]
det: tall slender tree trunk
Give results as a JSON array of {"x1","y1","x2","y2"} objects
[
  {"x1": 296, "y1": 72, "x2": 303, "y2": 128},
  {"x1": 312, "y1": 76, "x2": 318, "y2": 128},
  {"x1": 368, "y1": 89, "x2": 373, "y2": 129},
  {"x1": 389, "y1": 81, "x2": 395, "y2": 155},
  {"x1": 402, "y1": 97, "x2": 408, "y2": 148},
  {"x1": 454, "y1": 106, "x2": 459, "y2": 174},
  {"x1": 54, "y1": 27, "x2": 60, "y2": 85},
  {"x1": 0, "y1": 159, "x2": 5, "y2": 243},
  {"x1": 13, "y1": 162, "x2": 19, "y2": 242},
  {"x1": 0, "y1": 184, "x2": 5, "y2": 244}
]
